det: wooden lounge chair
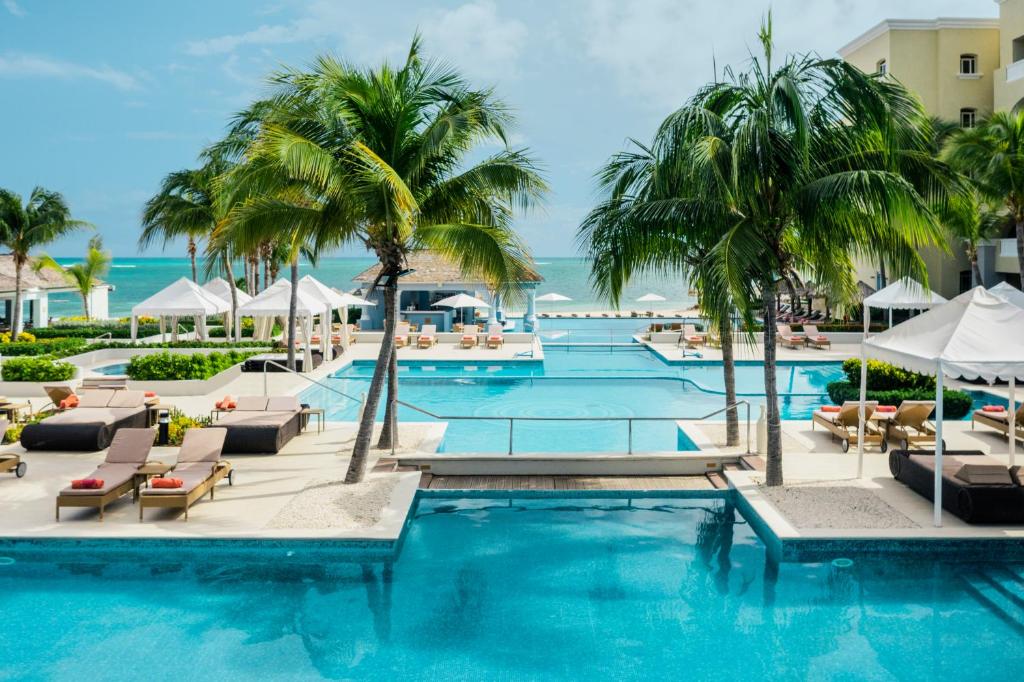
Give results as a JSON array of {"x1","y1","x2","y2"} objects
[
  {"x1": 55, "y1": 428, "x2": 155, "y2": 521},
  {"x1": 0, "y1": 418, "x2": 25, "y2": 478},
  {"x1": 885, "y1": 400, "x2": 938, "y2": 450},
  {"x1": 777, "y1": 324, "x2": 805, "y2": 349},
  {"x1": 393, "y1": 322, "x2": 411, "y2": 348},
  {"x1": 486, "y1": 324, "x2": 504, "y2": 349},
  {"x1": 461, "y1": 324, "x2": 479, "y2": 348},
  {"x1": 140, "y1": 427, "x2": 232, "y2": 521},
  {"x1": 417, "y1": 324, "x2": 437, "y2": 348},
  {"x1": 681, "y1": 324, "x2": 705, "y2": 348},
  {"x1": 812, "y1": 401, "x2": 887, "y2": 452},
  {"x1": 43, "y1": 384, "x2": 76, "y2": 411},
  {"x1": 22, "y1": 389, "x2": 150, "y2": 451},
  {"x1": 971, "y1": 403, "x2": 1024, "y2": 442},
  {"x1": 802, "y1": 324, "x2": 831, "y2": 350}
]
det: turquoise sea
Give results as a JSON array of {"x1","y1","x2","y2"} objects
[{"x1": 48, "y1": 257, "x2": 695, "y2": 319}]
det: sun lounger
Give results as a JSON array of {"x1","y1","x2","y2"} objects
[
  {"x1": 461, "y1": 324, "x2": 479, "y2": 348},
  {"x1": 0, "y1": 418, "x2": 25, "y2": 478},
  {"x1": 802, "y1": 324, "x2": 831, "y2": 350},
  {"x1": 393, "y1": 322, "x2": 411, "y2": 348},
  {"x1": 885, "y1": 400, "x2": 938, "y2": 449},
  {"x1": 216, "y1": 395, "x2": 303, "y2": 454},
  {"x1": 971, "y1": 403, "x2": 1024, "y2": 441},
  {"x1": 812, "y1": 401, "x2": 887, "y2": 452},
  {"x1": 681, "y1": 324, "x2": 705, "y2": 348},
  {"x1": 777, "y1": 324, "x2": 805, "y2": 349},
  {"x1": 889, "y1": 449, "x2": 1024, "y2": 524},
  {"x1": 486, "y1": 324, "x2": 504, "y2": 349},
  {"x1": 55, "y1": 428, "x2": 155, "y2": 521},
  {"x1": 80, "y1": 376, "x2": 128, "y2": 390},
  {"x1": 417, "y1": 324, "x2": 437, "y2": 348},
  {"x1": 139, "y1": 427, "x2": 231, "y2": 521},
  {"x1": 22, "y1": 389, "x2": 150, "y2": 451},
  {"x1": 43, "y1": 384, "x2": 76, "y2": 410}
]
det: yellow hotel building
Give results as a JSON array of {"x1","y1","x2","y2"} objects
[{"x1": 838, "y1": 0, "x2": 1024, "y2": 295}]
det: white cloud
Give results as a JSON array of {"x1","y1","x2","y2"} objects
[
  {"x1": 3, "y1": 0, "x2": 25, "y2": 17},
  {"x1": 421, "y1": 1, "x2": 528, "y2": 80},
  {"x1": 0, "y1": 53, "x2": 139, "y2": 90}
]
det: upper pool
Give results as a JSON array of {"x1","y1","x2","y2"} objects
[{"x1": 2, "y1": 493, "x2": 1021, "y2": 680}]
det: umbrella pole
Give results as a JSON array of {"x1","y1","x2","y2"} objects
[
  {"x1": 1010, "y1": 376, "x2": 1017, "y2": 467},
  {"x1": 934, "y1": 362, "x2": 944, "y2": 528}
]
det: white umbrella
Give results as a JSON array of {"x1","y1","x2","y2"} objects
[
  {"x1": 636, "y1": 293, "x2": 667, "y2": 302},
  {"x1": 536, "y1": 292, "x2": 571, "y2": 303},
  {"x1": 990, "y1": 281, "x2": 1024, "y2": 310},
  {"x1": 433, "y1": 293, "x2": 490, "y2": 325},
  {"x1": 861, "y1": 287, "x2": 1024, "y2": 526}
]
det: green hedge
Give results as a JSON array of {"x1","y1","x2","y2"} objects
[
  {"x1": 827, "y1": 358, "x2": 972, "y2": 419},
  {"x1": 839, "y1": 358, "x2": 934, "y2": 391},
  {"x1": 1, "y1": 357, "x2": 76, "y2": 382},
  {"x1": 0, "y1": 337, "x2": 89, "y2": 357},
  {"x1": 125, "y1": 350, "x2": 262, "y2": 381},
  {"x1": 31, "y1": 324, "x2": 163, "y2": 339}
]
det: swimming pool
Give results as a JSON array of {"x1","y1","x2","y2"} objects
[
  {"x1": 2, "y1": 493, "x2": 1021, "y2": 680},
  {"x1": 91, "y1": 362, "x2": 128, "y2": 376},
  {"x1": 533, "y1": 316, "x2": 695, "y2": 343}
]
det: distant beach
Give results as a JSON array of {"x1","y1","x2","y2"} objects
[{"x1": 48, "y1": 256, "x2": 695, "y2": 319}]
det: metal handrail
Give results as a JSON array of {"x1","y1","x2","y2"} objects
[{"x1": 260, "y1": 359, "x2": 362, "y2": 405}]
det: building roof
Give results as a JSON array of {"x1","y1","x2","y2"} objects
[
  {"x1": 353, "y1": 250, "x2": 542, "y2": 285},
  {"x1": 837, "y1": 17, "x2": 999, "y2": 57},
  {"x1": 0, "y1": 254, "x2": 92, "y2": 294}
]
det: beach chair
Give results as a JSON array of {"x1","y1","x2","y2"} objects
[
  {"x1": 0, "y1": 418, "x2": 25, "y2": 478},
  {"x1": 461, "y1": 324, "x2": 479, "y2": 348},
  {"x1": 417, "y1": 324, "x2": 437, "y2": 348},
  {"x1": 22, "y1": 389, "x2": 150, "y2": 451},
  {"x1": 485, "y1": 324, "x2": 504, "y2": 348},
  {"x1": 802, "y1": 324, "x2": 831, "y2": 350},
  {"x1": 777, "y1": 324, "x2": 805, "y2": 349},
  {"x1": 139, "y1": 428, "x2": 231, "y2": 521},
  {"x1": 885, "y1": 400, "x2": 938, "y2": 450},
  {"x1": 55, "y1": 428, "x2": 156, "y2": 521},
  {"x1": 393, "y1": 322, "x2": 411, "y2": 348},
  {"x1": 812, "y1": 401, "x2": 886, "y2": 452},
  {"x1": 43, "y1": 385, "x2": 76, "y2": 411},
  {"x1": 681, "y1": 324, "x2": 705, "y2": 348},
  {"x1": 705, "y1": 326, "x2": 722, "y2": 349},
  {"x1": 971, "y1": 403, "x2": 1024, "y2": 442}
]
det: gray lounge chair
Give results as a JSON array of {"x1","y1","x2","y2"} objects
[
  {"x1": 21, "y1": 389, "x2": 150, "y2": 451},
  {"x1": 216, "y1": 395, "x2": 303, "y2": 454},
  {"x1": 139, "y1": 427, "x2": 231, "y2": 521},
  {"x1": 55, "y1": 428, "x2": 155, "y2": 521}
]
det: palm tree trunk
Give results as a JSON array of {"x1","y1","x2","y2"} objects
[
  {"x1": 970, "y1": 246, "x2": 984, "y2": 289},
  {"x1": 720, "y1": 317, "x2": 739, "y2": 447},
  {"x1": 263, "y1": 257, "x2": 270, "y2": 289},
  {"x1": 223, "y1": 254, "x2": 240, "y2": 342},
  {"x1": 878, "y1": 260, "x2": 887, "y2": 289},
  {"x1": 252, "y1": 255, "x2": 261, "y2": 293},
  {"x1": 761, "y1": 281, "x2": 783, "y2": 486},
  {"x1": 1016, "y1": 219, "x2": 1024, "y2": 287},
  {"x1": 286, "y1": 257, "x2": 299, "y2": 371},
  {"x1": 347, "y1": 264, "x2": 399, "y2": 484},
  {"x1": 377, "y1": 348, "x2": 399, "y2": 449},
  {"x1": 11, "y1": 258, "x2": 23, "y2": 336},
  {"x1": 188, "y1": 237, "x2": 198, "y2": 282},
  {"x1": 81, "y1": 293, "x2": 90, "y2": 321}
]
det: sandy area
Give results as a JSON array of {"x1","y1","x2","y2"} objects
[
  {"x1": 755, "y1": 478, "x2": 919, "y2": 530},
  {"x1": 266, "y1": 474, "x2": 401, "y2": 530}
]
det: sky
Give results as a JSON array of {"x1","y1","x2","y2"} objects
[{"x1": 0, "y1": 0, "x2": 1000, "y2": 258}]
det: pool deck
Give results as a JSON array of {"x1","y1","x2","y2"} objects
[{"x1": 646, "y1": 340, "x2": 859, "y2": 363}]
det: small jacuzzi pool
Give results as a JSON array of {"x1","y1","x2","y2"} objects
[{"x1": 92, "y1": 362, "x2": 128, "y2": 376}]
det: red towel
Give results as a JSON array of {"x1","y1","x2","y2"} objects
[
  {"x1": 71, "y1": 478, "x2": 103, "y2": 489},
  {"x1": 982, "y1": 405, "x2": 1007, "y2": 413},
  {"x1": 151, "y1": 478, "x2": 183, "y2": 489},
  {"x1": 144, "y1": 391, "x2": 157, "y2": 398},
  {"x1": 816, "y1": 335, "x2": 828, "y2": 341},
  {"x1": 821, "y1": 405, "x2": 841, "y2": 413},
  {"x1": 60, "y1": 395, "x2": 80, "y2": 410},
  {"x1": 876, "y1": 405, "x2": 897, "y2": 413}
]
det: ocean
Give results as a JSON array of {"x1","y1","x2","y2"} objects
[{"x1": 48, "y1": 257, "x2": 696, "y2": 319}]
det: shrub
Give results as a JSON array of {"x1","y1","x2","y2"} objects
[
  {"x1": 162, "y1": 408, "x2": 213, "y2": 446},
  {"x1": 0, "y1": 337, "x2": 89, "y2": 357},
  {"x1": 0, "y1": 331, "x2": 37, "y2": 343},
  {"x1": 1, "y1": 357, "x2": 76, "y2": 382},
  {"x1": 126, "y1": 350, "x2": 261, "y2": 381},
  {"x1": 840, "y1": 358, "x2": 934, "y2": 391},
  {"x1": 826, "y1": 382, "x2": 973, "y2": 420}
]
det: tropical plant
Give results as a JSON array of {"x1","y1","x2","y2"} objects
[
  {"x1": 125, "y1": 350, "x2": 261, "y2": 381},
  {"x1": 0, "y1": 356, "x2": 76, "y2": 382},
  {"x1": 224, "y1": 36, "x2": 546, "y2": 483},
  {"x1": 35, "y1": 235, "x2": 112, "y2": 320},
  {"x1": 0, "y1": 187, "x2": 90, "y2": 335},
  {"x1": 642, "y1": 16, "x2": 956, "y2": 485}
]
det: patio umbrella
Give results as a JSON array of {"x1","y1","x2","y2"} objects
[
  {"x1": 990, "y1": 281, "x2": 1024, "y2": 310},
  {"x1": 860, "y1": 287, "x2": 1024, "y2": 526},
  {"x1": 433, "y1": 293, "x2": 490, "y2": 325},
  {"x1": 536, "y1": 292, "x2": 571, "y2": 316},
  {"x1": 636, "y1": 293, "x2": 666, "y2": 302}
]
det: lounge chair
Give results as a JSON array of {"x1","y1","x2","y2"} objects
[
  {"x1": 802, "y1": 324, "x2": 831, "y2": 350},
  {"x1": 55, "y1": 428, "x2": 155, "y2": 521},
  {"x1": 889, "y1": 449, "x2": 1024, "y2": 524},
  {"x1": 777, "y1": 324, "x2": 805, "y2": 349},
  {"x1": 812, "y1": 401, "x2": 887, "y2": 452},
  {"x1": 21, "y1": 389, "x2": 150, "y2": 451},
  {"x1": 216, "y1": 395, "x2": 303, "y2": 454},
  {"x1": 43, "y1": 384, "x2": 76, "y2": 411},
  {"x1": 79, "y1": 376, "x2": 128, "y2": 390},
  {"x1": 885, "y1": 400, "x2": 938, "y2": 450},
  {"x1": 681, "y1": 324, "x2": 705, "y2": 348},
  {"x1": 139, "y1": 427, "x2": 231, "y2": 521},
  {"x1": 0, "y1": 418, "x2": 25, "y2": 478},
  {"x1": 971, "y1": 403, "x2": 1024, "y2": 441},
  {"x1": 417, "y1": 324, "x2": 437, "y2": 348},
  {"x1": 393, "y1": 322, "x2": 411, "y2": 348},
  {"x1": 461, "y1": 324, "x2": 479, "y2": 348},
  {"x1": 705, "y1": 326, "x2": 722, "y2": 349},
  {"x1": 485, "y1": 324, "x2": 504, "y2": 348}
]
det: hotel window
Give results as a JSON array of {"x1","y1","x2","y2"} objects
[
  {"x1": 876, "y1": 59, "x2": 887, "y2": 75},
  {"x1": 960, "y1": 108, "x2": 977, "y2": 128},
  {"x1": 959, "y1": 54, "x2": 978, "y2": 75}
]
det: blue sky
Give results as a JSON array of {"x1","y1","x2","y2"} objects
[{"x1": 0, "y1": 0, "x2": 998, "y2": 257}]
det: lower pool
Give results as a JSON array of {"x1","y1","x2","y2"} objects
[
  {"x1": 91, "y1": 362, "x2": 128, "y2": 376},
  {"x1": 2, "y1": 494, "x2": 1021, "y2": 680}
]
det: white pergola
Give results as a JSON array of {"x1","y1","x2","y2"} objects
[
  {"x1": 201, "y1": 277, "x2": 252, "y2": 341},
  {"x1": 238, "y1": 278, "x2": 327, "y2": 371},
  {"x1": 860, "y1": 287, "x2": 1024, "y2": 526},
  {"x1": 130, "y1": 277, "x2": 230, "y2": 342},
  {"x1": 298, "y1": 275, "x2": 351, "y2": 353}
]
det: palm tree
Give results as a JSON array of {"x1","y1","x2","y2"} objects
[
  {"x1": 944, "y1": 110, "x2": 1024, "y2": 285},
  {"x1": 0, "y1": 187, "x2": 90, "y2": 334},
  {"x1": 647, "y1": 16, "x2": 956, "y2": 485},
  {"x1": 940, "y1": 193, "x2": 1006, "y2": 288},
  {"x1": 579, "y1": 139, "x2": 743, "y2": 447},
  {"x1": 228, "y1": 36, "x2": 546, "y2": 483},
  {"x1": 35, "y1": 236, "x2": 112, "y2": 320}
]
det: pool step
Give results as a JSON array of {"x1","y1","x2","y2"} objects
[
  {"x1": 962, "y1": 568, "x2": 1024, "y2": 634},
  {"x1": 705, "y1": 472, "x2": 729, "y2": 489}
]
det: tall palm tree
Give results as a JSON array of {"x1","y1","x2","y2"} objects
[
  {"x1": 0, "y1": 187, "x2": 90, "y2": 334},
  {"x1": 228, "y1": 36, "x2": 546, "y2": 483},
  {"x1": 944, "y1": 110, "x2": 1024, "y2": 285},
  {"x1": 647, "y1": 16, "x2": 956, "y2": 485},
  {"x1": 579, "y1": 138, "x2": 743, "y2": 446},
  {"x1": 35, "y1": 236, "x2": 112, "y2": 320}
]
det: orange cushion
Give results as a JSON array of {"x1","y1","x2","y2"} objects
[
  {"x1": 876, "y1": 405, "x2": 897, "y2": 413},
  {"x1": 821, "y1": 405, "x2": 841, "y2": 413},
  {"x1": 60, "y1": 395, "x2": 80, "y2": 409},
  {"x1": 983, "y1": 405, "x2": 1007, "y2": 413},
  {"x1": 151, "y1": 478, "x2": 183, "y2": 489},
  {"x1": 144, "y1": 391, "x2": 157, "y2": 398},
  {"x1": 71, "y1": 478, "x2": 103, "y2": 489}
]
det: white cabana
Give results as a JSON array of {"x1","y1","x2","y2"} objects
[
  {"x1": 202, "y1": 277, "x2": 252, "y2": 341},
  {"x1": 130, "y1": 277, "x2": 230, "y2": 342},
  {"x1": 298, "y1": 275, "x2": 347, "y2": 353},
  {"x1": 238, "y1": 278, "x2": 326, "y2": 371},
  {"x1": 989, "y1": 281, "x2": 1024, "y2": 310},
  {"x1": 329, "y1": 287, "x2": 375, "y2": 348},
  {"x1": 861, "y1": 287, "x2": 1024, "y2": 526}
]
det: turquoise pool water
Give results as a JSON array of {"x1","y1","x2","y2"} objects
[
  {"x1": 533, "y1": 317, "x2": 695, "y2": 343},
  {"x1": 300, "y1": 350, "x2": 844, "y2": 453},
  {"x1": 92, "y1": 362, "x2": 128, "y2": 376},
  {"x1": 2, "y1": 494, "x2": 1021, "y2": 680}
]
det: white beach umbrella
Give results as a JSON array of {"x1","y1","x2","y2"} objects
[
  {"x1": 860, "y1": 287, "x2": 1024, "y2": 526},
  {"x1": 433, "y1": 293, "x2": 490, "y2": 324},
  {"x1": 636, "y1": 293, "x2": 667, "y2": 302},
  {"x1": 989, "y1": 281, "x2": 1024, "y2": 310},
  {"x1": 536, "y1": 292, "x2": 571, "y2": 302}
]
